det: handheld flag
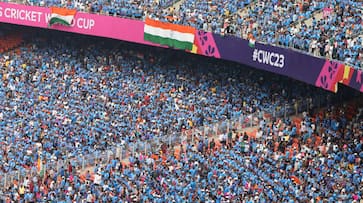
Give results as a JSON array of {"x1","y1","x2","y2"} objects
[{"x1": 49, "y1": 7, "x2": 77, "y2": 27}]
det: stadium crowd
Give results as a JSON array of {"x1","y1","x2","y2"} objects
[
  {"x1": 0, "y1": 25, "x2": 362, "y2": 202},
  {"x1": 15, "y1": 0, "x2": 363, "y2": 70},
  {"x1": 0, "y1": 28, "x2": 318, "y2": 172}
]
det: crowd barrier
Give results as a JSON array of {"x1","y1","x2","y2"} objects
[
  {"x1": 0, "y1": 96, "x2": 328, "y2": 197},
  {"x1": 0, "y1": 2, "x2": 362, "y2": 94}
]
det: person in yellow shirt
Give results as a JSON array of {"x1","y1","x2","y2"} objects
[
  {"x1": 187, "y1": 119, "x2": 193, "y2": 128},
  {"x1": 19, "y1": 185, "x2": 25, "y2": 199},
  {"x1": 210, "y1": 87, "x2": 216, "y2": 94}
]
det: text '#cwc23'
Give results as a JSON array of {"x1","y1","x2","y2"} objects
[{"x1": 252, "y1": 49, "x2": 285, "y2": 68}]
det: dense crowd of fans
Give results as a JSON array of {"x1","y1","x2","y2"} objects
[
  {"x1": 10, "y1": 0, "x2": 362, "y2": 69},
  {"x1": 0, "y1": 27, "x2": 322, "y2": 171},
  {"x1": 1, "y1": 26, "x2": 361, "y2": 201}
]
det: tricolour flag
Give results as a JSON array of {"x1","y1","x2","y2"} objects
[
  {"x1": 37, "y1": 157, "x2": 46, "y2": 177},
  {"x1": 37, "y1": 157, "x2": 42, "y2": 173},
  {"x1": 248, "y1": 38, "x2": 256, "y2": 48},
  {"x1": 144, "y1": 18, "x2": 195, "y2": 50},
  {"x1": 49, "y1": 7, "x2": 77, "y2": 27}
]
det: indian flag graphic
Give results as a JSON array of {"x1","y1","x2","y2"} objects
[
  {"x1": 37, "y1": 157, "x2": 46, "y2": 177},
  {"x1": 144, "y1": 18, "x2": 196, "y2": 51},
  {"x1": 248, "y1": 38, "x2": 256, "y2": 48},
  {"x1": 37, "y1": 157, "x2": 42, "y2": 172},
  {"x1": 49, "y1": 7, "x2": 77, "y2": 26}
]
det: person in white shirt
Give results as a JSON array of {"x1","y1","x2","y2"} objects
[
  {"x1": 86, "y1": 191, "x2": 94, "y2": 203},
  {"x1": 93, "y1": 173, "x2": 102, "y2": 185},
  {"x1": 310, "y1": 39, "x2": 317, "y2": 55},
  {"x1": 219, "y1": 133, "x2": 227, "y2": 146},
  {"x1": 256, "y1": 128, "x2": 263, "y2": 140},
  {"x1": 23, "y1": 177, "x2": 29, "y2": 187}
]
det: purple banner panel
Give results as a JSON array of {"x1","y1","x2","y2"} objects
[{"x1": 212, "y1": 34, "x2": 325, "y2": 87}]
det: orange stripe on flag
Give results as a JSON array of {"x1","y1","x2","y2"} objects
[
  {"x1": 37, "y1": 157, "x2": 42, "y2": 172},
  {"x1": 145, "y1": 18, "x2": 195, "y2": 34},
  {"x1": 51, "y1": 7, "x2": 77, "y2": 16}
]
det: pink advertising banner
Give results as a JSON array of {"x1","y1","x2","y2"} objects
[{"x1": 0, "y1": 2, "x2": 160, "y2": 47}]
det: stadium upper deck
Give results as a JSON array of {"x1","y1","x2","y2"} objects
[{"x1": 3, "y1": 0, "x2": 363, "y2": 70}]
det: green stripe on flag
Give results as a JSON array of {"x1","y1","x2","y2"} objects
[
  {"x1": 144, "y1": 33, "x2": 193, "y2": 50},
  {"x1": 49, "y1": 18, "x2": 71, "y2": 26}
]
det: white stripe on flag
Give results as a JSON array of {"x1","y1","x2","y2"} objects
[
  {"x1": 144, "y1": 24, "x2": 194, "y2": 43},
  {"x1": 50, "y1": 14, "x2": 75, "y2": 23}
]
